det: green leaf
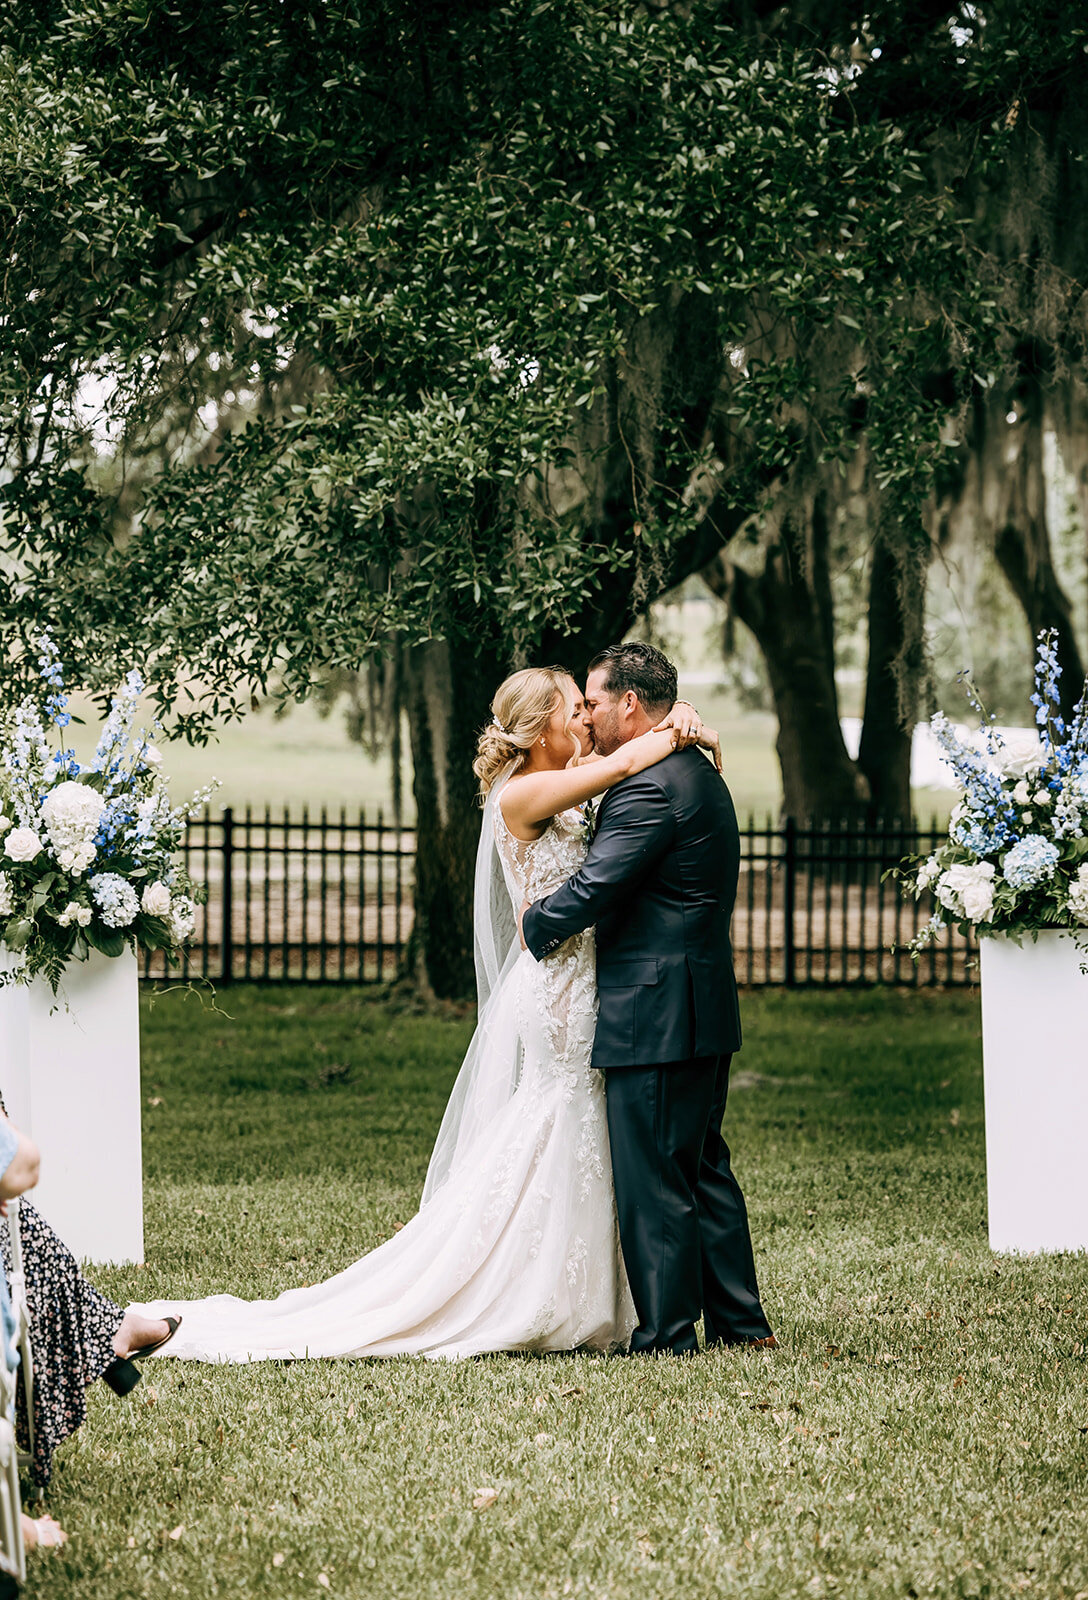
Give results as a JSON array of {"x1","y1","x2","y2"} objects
[
  {"x1": 85, "y1": 924, "x2": 126, "y2": 959},
  {"x1": 3, "y1": 919, "x2": 33, "y2": 952}
]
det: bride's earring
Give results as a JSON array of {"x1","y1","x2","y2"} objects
[{"x1": 540, "y1": 737, "x2": 546, "y2": 747}]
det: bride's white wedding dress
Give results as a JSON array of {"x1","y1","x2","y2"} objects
[{"x1": 129, "y1": 785, "x2": 636, "y2": 1361}]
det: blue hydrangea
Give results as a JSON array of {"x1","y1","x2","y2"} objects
[
  {"x1": 1003, "y1": 834, "x2": 1060, "y2": 890},
  {"x1": 90, "y1": 872, "x2": 139, "y2": 928},
  {"x1": 950, "y1": 811, "x2": 1012, "y2": 856}
]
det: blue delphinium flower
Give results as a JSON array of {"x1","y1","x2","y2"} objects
[
  {"x1": 92, "y1": 670, "x2": 145, "y2": 791},
  {"x1": 1003, "y1": 835, "x2": 1060, "y2": 890},
  {"x1": 1029, "y1": 630, "x2": 1066, "y2": 761},
  {"x1": 930, "y1": 713, "x2": 1017, "y2": 848},
  {"x1": 37, "y1": 634, "x2": 71, "y2": 730}
]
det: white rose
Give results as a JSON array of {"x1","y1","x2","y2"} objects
[
  {"x1": 961, "y1": 879, "x2": 994, "y2": 922},
  {"x1": 138, "y1": 745, "x2": 163, "y2": 768},
  {"x1": 141, "y1": 882, "x2": 171, "y2": 917},
  {"x1": 0, "y1": 815, "x2": 11, "y2": 834},
  {"x1": 4, "y1": 828, "x2": 43, "y2": 863},
  {"x1": 0, "y1": 873, "x2": 12, "y2": 918},
  {"x1": 916, "y1": 855, "x2": 941, "y2": 890},
  {"x1": 1012, "y1": 780, "x2": 1032, "y2": 806},
  {"x1": 995, "y1": 732, "x2": 1043, "y2": 778},
  {"x1": 56, "y1": 900, "x2": 92, "y2": 929},
  {"x1": 1033, "y1": 789, "x2": 1053, "y2": 806},
  {"x1": 935, "y1": 861, "x2": 995, "y2": 920}
]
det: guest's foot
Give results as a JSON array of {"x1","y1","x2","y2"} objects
[
  {"x1": 114, "y1": 1312, "x2": 171, "y2": 1359},
  {"x1": 22, "y1": 1512, "x2": 67, "y2": 1551}
]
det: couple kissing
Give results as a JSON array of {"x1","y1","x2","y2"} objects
[{"x1": 128, "y1": 641, "x2": 774, "y2": 1362}]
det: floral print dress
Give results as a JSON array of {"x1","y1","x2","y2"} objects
[{"x1": 0, "y1": 1097, "x2": 123, "y2": 1489}]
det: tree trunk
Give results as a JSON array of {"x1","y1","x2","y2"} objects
[
  {"x1": 704, "y1": 495, "x2": 870, "y2": 821},
  {"x1": 857, "y1": 517, "x2": 927, "y2": 821},
  {"x1": 403, "y1": 637, "x2": 506, "y2": 1000},
  {"x1": 992, "y1": 368, "x2": 1086, "y2": 718}
]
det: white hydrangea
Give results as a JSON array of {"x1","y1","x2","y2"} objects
[
  {"x1": 140, "y1": 882, "x2": 171, "y2": 917},
  {"x1": 56, "y1": 901, "x2": 93, "y2": 928},
  {"x1": 170, "y1": 895, "x2": 196, "y2": 942},
  {"x1": 934, "y1": 861, "x2": 996, "y2": 923},
  {"x1": 40, "y1": 781, "x2": 104, "y2": 876},
  {"x1": 90, "y1": 872, "x2": 139, "y2": 929},
  {"x1": 4, "y1": 827, "x2": 43, "y2": 863},
  {"x1": 0, "y1": 872, "x2": 13, "y2": 918},
  {"x1": 1067, "y1": 864, "x2": 1088, "y2": 925}
]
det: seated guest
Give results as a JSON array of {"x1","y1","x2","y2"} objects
[
  {"x1": 0, "y1": 1111, "x2": 66, "y2": 1558},
  {"x1": 0, "y1": 1095, "x2": 175, "y2": 1489}
]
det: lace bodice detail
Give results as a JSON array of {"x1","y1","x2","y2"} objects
[{"x1": 493, "y1": 800, "x2": 589, "y2": 906}]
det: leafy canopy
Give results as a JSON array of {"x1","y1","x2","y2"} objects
[{"x1": 0, "y1": 1, "x2": 1030, "y2": 731}]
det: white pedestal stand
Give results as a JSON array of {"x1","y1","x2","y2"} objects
[
  {"x1": 979, "y1": 930, "x2": 1088, "y2": 1253},
  {"x1": 0, "y1": 948, "x2": 142, "y2": 1265}
]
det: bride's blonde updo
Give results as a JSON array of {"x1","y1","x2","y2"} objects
[{"x1": 473, "y1": 666, "x2": 574, "y2": 796}]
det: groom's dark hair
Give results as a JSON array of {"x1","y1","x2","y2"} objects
[{"x1": 588, "y1": 642, "x2": 677, "y2": 717}]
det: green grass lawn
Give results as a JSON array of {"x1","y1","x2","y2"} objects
[{"x1": 30, "y1": 986, "x2": 1087, "y2": 1600}]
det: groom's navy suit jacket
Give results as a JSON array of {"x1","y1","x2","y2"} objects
[{"x1": 522, "y1": 746, "x2": 742, "y2": 1069}]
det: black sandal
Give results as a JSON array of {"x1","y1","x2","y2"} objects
[{"x1": 102, "y1": 1316, "x2": 183, "y2": 1397}]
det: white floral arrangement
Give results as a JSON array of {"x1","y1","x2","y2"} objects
[
  {"x1": 899, "y1": 631, "x2": 1088, "y2": 955},
  {"x1": 0, "y1": 636, "x2": 215, "y2": 991}
]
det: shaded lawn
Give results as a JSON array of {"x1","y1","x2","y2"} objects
[{"x1": 29, "y1": 986, "x2": 1088, "y2": 1600}]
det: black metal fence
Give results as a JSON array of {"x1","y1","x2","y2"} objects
[{"x1": 140, "y1": 807, "x2": 976, "y2": 988}]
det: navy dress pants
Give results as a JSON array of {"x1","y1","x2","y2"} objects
[{"x1": 604, "y1": 1053, "x2": 772, "y2": 1354}]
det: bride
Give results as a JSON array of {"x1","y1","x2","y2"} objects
[{"x1": 128, "y1": 666, "x2": 715, "y2": 1362}]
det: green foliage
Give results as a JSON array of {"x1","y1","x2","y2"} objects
[{"x1": 0, "y1": 1, "x2": 1051, "y2": 730}]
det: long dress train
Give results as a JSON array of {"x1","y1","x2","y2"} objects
[{"x1": 128, "y1": 801, "x2": 636, "y2": 1361}]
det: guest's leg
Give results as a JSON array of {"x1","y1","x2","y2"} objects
[
  {"x1": 697, "y1": 1055, "x2": 774, "y2": 1345},
  {"x1": 606, "y1": 1060, "x2": 717, "y2": 1354},
  {"x1": 0, "y1": 1199, "x2": 124, "y2": 1487}
]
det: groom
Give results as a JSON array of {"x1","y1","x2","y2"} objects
[{"x1": 522, "y1": 642, "x2": 775, "y2": 1355}]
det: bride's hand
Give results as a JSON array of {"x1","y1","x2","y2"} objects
[
  {"x1": 656, "y1": 699, "x2": 702, "y2": 745},
  {"x1": 697, "y1": 726, "x2": 723, "y2": 773},
  {"x1": 654, "y1": 701, "x2": 723, "y2": 773}
]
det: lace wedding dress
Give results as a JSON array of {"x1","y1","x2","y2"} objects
[{"x1": 128, "y1": 782, "x2": 635, "y2": 1361}]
